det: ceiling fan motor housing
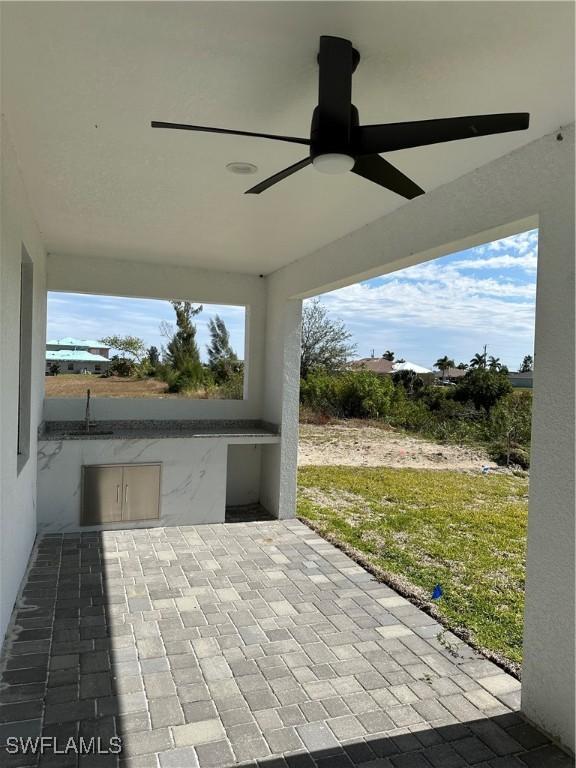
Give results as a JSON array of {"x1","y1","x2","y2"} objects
[{"x1": 310, "y1": 104, "x2": 360, "y2": 162}]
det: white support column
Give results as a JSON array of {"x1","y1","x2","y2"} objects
[
  {"x1": 259, "y1": 273, "x2": 302, "y2": 519},
  {"x1": 256, "y1": 128, "x2": 575, "y2": 749},
  {"x1": 522, "y1": 197, "x2": 575, "y2": 750}
]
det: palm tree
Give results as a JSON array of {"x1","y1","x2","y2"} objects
[
  {"x1": 470, "y1": 350, "x2": 487, "y2": 369},
  {"x1": 382, "y1": 350, "x2": 395, "y2": 361},
  {"x1": 435, "y1": 355, "x2": 455, "y2": 380},
  {"x1": 488, "y1": 355, "x2": 502, "y2": 371}
]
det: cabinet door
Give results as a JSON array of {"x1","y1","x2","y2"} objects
[
  {"x1": 122, "y1": 464, "x2": 160, "y2": 521},
  {"x1": 82, "y1": 466, "x2": 123, "y2": 524}
]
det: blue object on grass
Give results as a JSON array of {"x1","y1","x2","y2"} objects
[{"x1": 432, "y1": 584, "x2": 443, "y2": 600}]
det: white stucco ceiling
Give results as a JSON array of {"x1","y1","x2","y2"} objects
[{"x1": 1, "y1": 2, "x2": 574, "y2": 274}]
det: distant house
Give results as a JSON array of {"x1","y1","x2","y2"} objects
[
  {"x1": 508, "y1": 370, "x2": 534, "y2": 389},
  {"x1": 350, "y1": 357, "x2": 434, "y2": 382},
  {"x1": 45, "y1": 337, "x2": 111, "y2": 375},
  {"x1": 350, "y1": 357, "x2": 395, "y2": 375},
  {"x1": 434, "y1": 366, "x2": 467, "y2": 383}
]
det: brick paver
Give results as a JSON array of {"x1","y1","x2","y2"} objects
[{"x1": 0, "y1": 520, "x2": 572, "y2": 767}]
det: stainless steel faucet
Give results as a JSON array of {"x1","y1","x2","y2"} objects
[{"x1": 85, "y1": 388, "x2": 91, "y2": 434}]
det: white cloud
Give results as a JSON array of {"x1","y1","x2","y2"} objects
[
  {"x1": 451, "y1": 252, "x2": 537, "y2": 272},
  {"x1": 474, "y1": 229, "x2": 538, "y2": 256},
  {"x1": 312, "y1": 230, "x2": 538, "y2": 368}
]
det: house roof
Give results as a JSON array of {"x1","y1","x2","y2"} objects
[
  {"x1": 47, "y1": 337, "x2": 110, "y2": 349},
  {"x1": 350, "y1": 358, "x2": 432, "y2": 375},
  {"x1": 350, "y1": 358, "x2": 395, "y2": 374},
  {"x1": 392, "y1": 361, "x2": 433, "y2": 374},
  {"x1": 435, "y1": 367, "x2": 467, "y2": 378},
  {"x1": 2, "y1": 3, "x2": 573, "y2": 274},
  {"x1": 46, "y1": 350, "x2": 109, "y2": 363}
]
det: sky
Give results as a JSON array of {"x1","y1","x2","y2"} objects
[
  {"x1": 312, "y1": 228, "x2": 537, "y2": 371},
  {"x1": 47, "y1": 228, "x2": 537, "y2": 371},
  {"x1": 46, "y1": 295, "x2": 246, "y2": 363}
]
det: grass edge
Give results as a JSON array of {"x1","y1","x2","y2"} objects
[{"x1": 297, "y1": 514, "x2": 522, "y2": 680}]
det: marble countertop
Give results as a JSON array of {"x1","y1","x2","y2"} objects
[{"x1": 39, "y1": 419, "x2": 280, "y2": 442}]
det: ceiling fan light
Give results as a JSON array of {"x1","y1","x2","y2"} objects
[{"x1": 312, "y1": 153, "x2": 355, "y2": 174}]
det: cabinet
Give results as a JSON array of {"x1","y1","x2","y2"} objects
[{"x1": 82, "y1": 463, "x2": 160, "y2": 525}]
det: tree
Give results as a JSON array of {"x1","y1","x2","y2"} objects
[
  {"x1": 392, "y1": 369, "x2": 424, "y2": 395},
  {"x1": 48, "y1": 362, "x2": 60, "y2": 376},
  {"x1": 108, "y1": 355, "x2": 135, "y2": 377},
  {"x1": 147, "y1": 346, "x2": 160, "y2": 367},
  {"x1": 207, "y1": 315, "x2": 235, "y2": 364},
  {"x1": 164, "y1": 301, "x2": 203, "y2": 371},
  {"x1": 207, "y1": 315, "x2": 241, "y2": 383},
  {"x1": 490, "y1": 391, "x2": 532, "y2": 466},
  {"x1": 488, "y1": 355, "x2": 502, "y2": 371},
  {"x1": 382, "y1": 350, "x2": 395, "y2": 361},
  {"x1": 469, "y1": 349, "x2": 487, "y2": 369},
  {"x1": 520, "y1": 354, "x2": 533, "y2": 372},
  {"x1": 100, "y1": 335, "x2": 146, "y2": 364},
  {"x1": 453, "y1": 368, "x2": 512, "y2": 413},
  {"x1": 300, "y1": 299, "x2": 356, "y2": 378},
  {"x1": 435, "y1": 355, "x2": 455, "y2": 380},
  {"x1": 456, "y1": 362, "x2": 468, "y2": 370}
]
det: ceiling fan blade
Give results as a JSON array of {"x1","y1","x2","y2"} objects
[
  {"x1": 355, "y1": 113, "x2": 530, "y2": 155},
  {"x1": 245, "y1": 157, "x2": 312, "y2": 195},
  {"x1": 352, "y1": 155, "x2": 424, "y2": 199},
  {"x1": 317, "y1": 36, "x2": 354, "y2": 147},
  {"x1": 151, "y1": 121, "x2": 310, "y2": 147}
]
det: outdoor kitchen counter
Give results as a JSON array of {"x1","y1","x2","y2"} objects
[
  {"x1": 37, "y1": 420, "x2": 280, "y2": 532},
  {"x1": 39, "y1": 419, "x2": 280, "y2": 443}
]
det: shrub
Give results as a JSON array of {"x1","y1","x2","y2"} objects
[
  {"x1": 161, "y1": 359, "x2": 205, "y2": 393},
  {"x1": 109, "y1": 355, "x2": 135, "y2": 377},
  {"x1": 488, "y1": 391, "x2": 532, "y2": 446},
  {"x1": 217, "y1": 370, "x2": 244, "y2": 400},
  {"x1": 300, "y1": 370, "x2": 394, "y2": 419},
  {"x1": 299, "y1": 405, "x2": 332, "y2": 425},
  {"x1": 490, "y1": 442, "x2": 531, "y2": 469},
  {"x1": 487, "y1": 391, "x2": 532, "y2": 467},
  {"x1": 453, "y1": 368, "x2": 512, "y2": 413}
]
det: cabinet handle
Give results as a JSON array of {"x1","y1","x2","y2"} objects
[
  {"x1": 116, "y1": 485, "x2": 120, "y2": 504},
  {"x1": 124, "y1": 485, "x2": 128, "y2": 504}
]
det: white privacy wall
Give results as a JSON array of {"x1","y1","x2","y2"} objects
[
  {"x1": 45, "y1": 253, "x2": 266, "y2": 422},
  {"x1": 270, "y1": 126, "x2": 575, "y2": 751},
  {"x1": 0, "y1": 121, "x2": 47, "y2": 640}
]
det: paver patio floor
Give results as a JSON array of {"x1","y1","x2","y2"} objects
[{"x1": 0, "y1": 520, "x2": 572, "y2": 768}]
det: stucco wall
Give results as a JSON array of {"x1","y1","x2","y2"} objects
[
  {"x1": 45, "y1": 253, "x2": 266, "y2": 422},
  {"x1": 0, "y1": 120, "x2": 47, "y2": 639},
  {"x1": 226, "y1": 444, "x2": 262, "y2": 507}
]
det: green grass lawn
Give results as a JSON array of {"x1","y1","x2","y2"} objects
[{"x1": 297, "y1": 466, "x2": 528, "y2": 668}]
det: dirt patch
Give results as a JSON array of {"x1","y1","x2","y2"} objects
[{"x1": 299, "y1": 422, "x2": 492, "y2": 471}]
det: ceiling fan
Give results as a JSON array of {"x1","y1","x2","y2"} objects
[{"x1": 152, "y1": 35, "x2": 529, "y2": 199}]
